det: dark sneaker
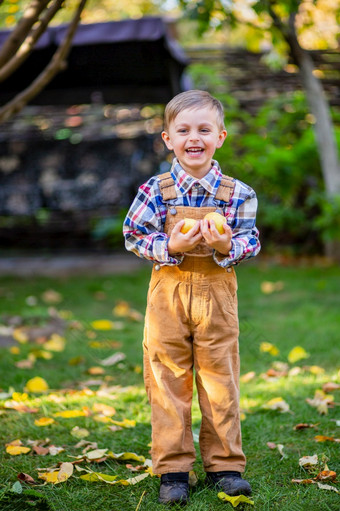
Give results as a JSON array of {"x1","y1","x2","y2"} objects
[
  {"x1": 205, "y1": 471, "x2": 252, "y2": 496},
  {"x1": 159, "y1": 472, "x2": 189, "y2": 505}
]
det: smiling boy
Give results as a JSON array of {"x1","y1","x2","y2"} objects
[{"x1": 123, "y1": 90, "x2": 260, "y2": 505}]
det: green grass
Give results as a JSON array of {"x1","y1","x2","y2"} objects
[{"x1": 0, "y1": 259, "x2": 339, "y2": 511}]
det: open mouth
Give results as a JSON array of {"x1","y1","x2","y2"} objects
[{"x1": 186, "y1": 147, "x2": 204, "y2": 155}]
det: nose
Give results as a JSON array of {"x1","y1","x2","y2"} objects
[{"x1": 189, "y1": 130, "x2": 199, "y2": 142}]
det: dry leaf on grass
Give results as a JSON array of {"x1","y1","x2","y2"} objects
[
  {"x1": 262, "y1": 397, "x2": 290, "y2": 413},
  {"x1": 314, "y1": 435, "x2": 340, "y2": 443},
  {"x1": 293, "y1": 423, "x2": 318, "y2": 430},
  {"x1": 260, "y1": 281, "x2": 284, "y2": 294},
  {"x1": 299, "y1": 454, "x2": 319, "y2": 468},
  {"x1": 110, "y1": 418, "x2": 136, "y2": 428},
  {"x1": 79, "y1": 468, "x2": 150, "y2": 485},
  {"x1": 90, "y1": 320, "x2": 115, "y2": 330},
  {"x1": 100, "y1": 352, "x2": 126, "y2": 367},
  {"x1": 240, "y1": 371, "x2": 256, "y2": 383},
  {"x1": 266, "y1": 442, "x2": 286, "y2": 459},
  {"x1": 113, "y1": 301, "x2": 144, "y2": 321},
  {"x1": 6, "y1": 443, "x2": 31, "y2": 455},
  {"x1": 24, "y1": 377, "x2": 49, "y2": 393},
  {"x1": 108, "y1": 451, "x2": 145, "y2": 463},
  {"x1": 260, "y1": 342, "x2": 279, "y2": 356},
  {"x1": 306, "y1": 390, "x2": 334, "y2": 415},
  {"x1": 288, "y1": 346, "x2": 310, "y2": 364},
  {"x1": 17, "y1": 472, "x2": 37, "y2": 484},
  {"x1": 34, "y1": 417, "x2": 55, "y2": 427},
  {"x1": 322, "y1": 382, "x2": 340, "y2": 393},
  {"x1": 92, "y1": 403, "x2": 116, "y2": 416},
  {"x1": 38, "y1": 462, "x2": 73, "y2": 484},
  {"x1": 54, "y1": 409, "x2": 88, "y2": 419},
  {"x1": 218, "y1": 492, "x2": 254, "y2": 507}
]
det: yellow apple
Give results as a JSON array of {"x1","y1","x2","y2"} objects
[
  {"x1": 180, "y1": 218, "x2": 198, "y2": 234},
  {"x1": 204, "y1": 212, "x2": 226, "y2": 235}
]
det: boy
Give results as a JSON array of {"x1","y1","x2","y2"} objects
[{"x1": 123, "y1": 90, "x2": 260, "y2": 505}]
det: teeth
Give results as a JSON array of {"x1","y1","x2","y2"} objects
[{"x1": 187, "y1": 148, "x2": 202, "y2": 152}]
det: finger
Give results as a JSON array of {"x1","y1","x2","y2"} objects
[
  {"x1": 189, "y1": 221, "x2": 201, "y2": 235},
  {"x1": 200, "y1": 219, "x2": 209, "y2": 234},
  {"x1": 172, "y1": 219, "x2": 185, "y2": 234},
  {"x1": 191, "y1": 231, "x2": 203, "y2": 243},
  {"x1": 223, "y1": 223, "x2": 232, "y2": 235}
]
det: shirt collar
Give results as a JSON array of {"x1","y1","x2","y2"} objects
[{"x1": 170, "y1": 158, "x2": 222, "y2": 195}]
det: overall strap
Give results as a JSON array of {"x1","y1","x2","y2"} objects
[
  {"x1": 158, "y1": 171, "x2": 177, "y2": 200},
  {"x1": 215, "y1": 175, "x2": 235, "y2": 203},
  {"x1": 159, "y1": 171, "x2": 235, "y2": 203}
]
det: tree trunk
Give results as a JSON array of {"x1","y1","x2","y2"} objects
[
  {"x1": 285, "y1": 15, "x2": 340, "y2": 260},
  {"x1": 268, "y1": 7, "x2": 340, "y2": 260},
  {"x1": 285, "y1": 15, "x2": 340, "y2": 198}
]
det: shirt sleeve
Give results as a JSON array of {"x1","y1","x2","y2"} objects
[
  {"x1": 123, "y1": 177, "x2": 183, "y2": 265},
  {"x1": 213, "y1": 185, "x2": 261, "y2": 268}
]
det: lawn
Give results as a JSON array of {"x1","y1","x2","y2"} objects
[{"x1": 0, "y1": 258, "x2": 339, "y2": 511}]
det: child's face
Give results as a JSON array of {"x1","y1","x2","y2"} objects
[{"x1": 161, "y1": 106, "x2": 227, "y2": 178}]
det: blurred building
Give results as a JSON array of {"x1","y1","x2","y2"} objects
[{"x1": 0, "y1": 17, "x2": 190, "y2": 251}]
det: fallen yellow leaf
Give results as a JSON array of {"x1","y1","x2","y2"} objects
[
  {"x1": 92, "y1": 403, "x2": 116, "y2": 416},
  {"x1": 44, "y1": 334, "x2": 66, "y2": 352},
  {"x1": 79, "y1": 470, "x2": 149, "y2": 485},
  {"x1": 218, "y1": 492, "x2": 254, "y2": 507},
  {"x1": 24, "y1": 376, "x2": 49, "y2": 393},
  {"x1": 38, "y1": 462, "x2": 73, "y2": 484},
  {"x1": 80, "y1": 472, "x2": 118, "y2": 483},
  {"x1": 34, "y1": 417, "x2": 55, "y2": 427},
  {"x1": 9, "y1": 346, "x2": 20, "y2": 354},
  {"x1": 260, "y1": 281, "x2": 284, "y2": 294},
  {"x1": 54, "y1": 409, "x2": 87, "y2": 418},
  {"x1": 288, "y1": 346, "x2": 310, "y2": 364},
  {"x1": 29, "y1": 349, "x2": 53, "y2": 360},
  {"x1": 93, "y1": 414, "x2": 113, "y2": 424},
  {"x1": 88, "y1": 366, "x2": 106, "y2": 375},
  {"x1": 314, "y1": 435, "x2": 339, "y2": 443},
  {"x1": 91, "y1": 320, "x2": 114, "y2": 330},
  {"x1": 110, "y1": 418, "x2": 136, "y2": 428},
  {"x1": 12, "y1": 328, "x2": 28, "y2": 343},
  {"x1": 6, "y1": 445, "x2": 31, "y2": 455},
  {"x1": 38, "y1": 471, "x2": 59, "y2": 483},
  {"x1": 260, "y1": 342, "x2": 279, "y2": 356},
  {"x1": 12, "y1": 392, "x2": 28, "y2": 401},
  {"x1": 262, "y1": 397, "x2": 290, "y2": 413},
  {"x1": 108, "y1": 451, "x2": 145, "y2": 463}
]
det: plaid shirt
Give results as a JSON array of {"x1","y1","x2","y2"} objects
[{"x1": 123, "y1": 158, "x2": 260, "y2": 267}]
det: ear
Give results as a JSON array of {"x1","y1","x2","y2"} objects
[
  {"x1": 161, "y1": 131, "x2": 173, "y2": 151},
  {"x1": 216, "y1": 130, "x2": 227, "y2": 148}
]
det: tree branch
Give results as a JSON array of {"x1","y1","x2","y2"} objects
[
  {"x1": 0, "y1": 0, "x2": 88, "y2": 124},
  {"x1": 0, "y1": 0, "x2": 64, "y2": 83},
  {"x1": 0, "y1": 0, "x2": 51, "y2": 68}
]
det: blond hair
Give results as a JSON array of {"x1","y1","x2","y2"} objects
[{"x1": 163, "y1": 90, "x2": 225, "y2": 131}]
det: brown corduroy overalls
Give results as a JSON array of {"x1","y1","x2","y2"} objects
[{"x1": 143, "y1": 172, "x2": 246, "y2": 475}]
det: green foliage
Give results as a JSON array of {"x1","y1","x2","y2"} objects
[
  {"x1": 91, "y1": 209, "x2": 128, "y2": 247},
  {"x1": 312, "y1": 193, "x2": 340, "y2": 242}
]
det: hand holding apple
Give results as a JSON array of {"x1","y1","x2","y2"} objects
[
  {"x1": 201, "y1": 212, "x2": 232, "y2": 255},
  {"x1": 168, "y1": 218, "x2": 203, "y2": 255}
]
